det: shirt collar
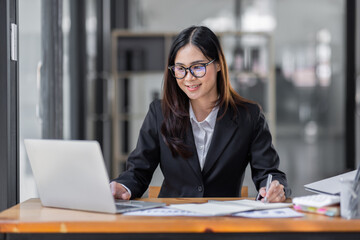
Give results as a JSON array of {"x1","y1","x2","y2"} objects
[{"x1": 189, "y1": 101, "x2": 219, "y2": 129}]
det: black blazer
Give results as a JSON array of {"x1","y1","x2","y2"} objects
[{"x1": 113, "y1": 99, "x2": 291, "y2": 198}]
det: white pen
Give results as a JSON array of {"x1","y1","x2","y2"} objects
[{"x1": 264, "y1": 174, "x2": 273, "y2": 203}]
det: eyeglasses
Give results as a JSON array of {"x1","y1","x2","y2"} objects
[{"x1": 168, "y1": 59, "x2": 216, "y2": 79}]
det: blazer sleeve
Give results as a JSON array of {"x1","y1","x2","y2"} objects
[
  {"x1": 112, "y1": 100, "x2": 161, "y2": 198},
  {"x1": 248, "y1": 106, "x2": 292, "y2": 198}
]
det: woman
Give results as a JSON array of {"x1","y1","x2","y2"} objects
[{"x1": 110, "y1": 26, "x2": 291, "y2": 202}]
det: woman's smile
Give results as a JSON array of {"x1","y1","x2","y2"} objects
[{"x1": 185, "y1": 83, "x2": 202, "y2": 91}]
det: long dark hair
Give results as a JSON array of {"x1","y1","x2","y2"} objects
[{"x1": 161, "y1": 26, "x2": 251, "y2": 158}]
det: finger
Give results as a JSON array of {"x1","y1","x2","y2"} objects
[
  {"x1": 269, "y1": 188, "x2": 285, "y2": 203},
  {"x1": 267, "y1": 182, "x2": 285, "y2": 202},
  {"x1": 276, "y1": 191, "x2": 285, "y2": 202},
  {"x1": 271, "y1": 181, "x2": 284, "y2": 195},
  {"x1": 274, "y1": 194, "x2": 283, "y2": 202},
  {"x1": 121, "y1": 191, "x2": 131, "y2": 200},
  {"x1": 110, "y1": 182, "x2": 129, "y2": 199},
  {"x1": 259, "y1": 187, "x2": 266, "y2": 197},
  {"x1": 115, "y1": 186, "x2": 127, "y2": 199},
  {"x1": 264, "y1": 180, "x2": 279, "y2": 199}
]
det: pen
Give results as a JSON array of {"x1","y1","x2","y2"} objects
[{"x1": 264, "y1": 174, "x2": 272, "y2": 203}]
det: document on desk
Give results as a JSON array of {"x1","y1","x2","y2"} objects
[
  {"x1": 304, "y1": 170, "x2": 357, "y2": 195},
  {"x1": 211, "y1": 199, "x2": 293, "y2": 209},
  {"x1": 123, "y1": 207, "x2": 211, "y2": 217},
  {"x1": 233, "y1": 208, "x2": 304, "y2": 218},
  {"x1": 169, "y1": 200, "x2": 293, "y2": 216},
  {"x1": 169, "y1": 202, "x2": 253, "y2": 216}
]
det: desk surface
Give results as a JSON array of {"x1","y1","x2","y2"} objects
[{"x1": 0, "y1": 198, "x2": 360, "y2": 234}]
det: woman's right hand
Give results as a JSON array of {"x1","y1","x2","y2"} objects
[{"x1": 110, "y1": 181, "x2": 131, "y2": 200}]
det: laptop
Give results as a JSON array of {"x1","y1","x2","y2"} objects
[
  {"x1": 304, "y1": 170, "x2": 357, "y2": 195},
  {"x1": 24, "y1": 139, "x2": 165, "y2": 214}
]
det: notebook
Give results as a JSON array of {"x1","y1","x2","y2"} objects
[{"x1": 24, "y1": 139, "x2": 165, "y2": 214}]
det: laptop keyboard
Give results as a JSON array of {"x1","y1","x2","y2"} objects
[{"x1": 115, "y1": 204, "x2": 138, "y2": 210}]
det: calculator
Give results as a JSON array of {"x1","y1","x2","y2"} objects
[{"x1": 292, "y1": 194, "x2": 340, "y2": 208}]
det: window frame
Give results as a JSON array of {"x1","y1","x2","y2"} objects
[{"x1": 0, "y1": 0, "x2": 19, "y2": 211}]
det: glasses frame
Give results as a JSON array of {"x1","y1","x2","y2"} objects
[{"x1": 168, "y1": 59, "x2": 216, "y2": 80}]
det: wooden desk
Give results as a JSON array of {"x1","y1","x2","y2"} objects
[{"x1": 1, "y1": 198, "x2": 360, "y2": 240}]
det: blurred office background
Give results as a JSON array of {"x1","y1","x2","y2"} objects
[{"x1": 18, "y1": 0, "x2": 360, "y2": 201}]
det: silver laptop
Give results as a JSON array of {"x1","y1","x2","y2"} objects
[
  {"x1": 304, "y1": 170, "x2": 357, "y2": 195},
  {"x1": 24, "y1": 139, "x2": 165, "y2": 214}
]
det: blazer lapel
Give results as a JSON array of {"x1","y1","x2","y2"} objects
[
  {"x1": 184, "y1": 126, "x2": 203, "y2": 182},
  {"x1": 202, "y1": 107, "x2": 238, "y2": 176}
]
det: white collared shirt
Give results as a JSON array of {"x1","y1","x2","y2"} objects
[{"x1": 189, "y1": 102, "x2": 219, "y2": 170}]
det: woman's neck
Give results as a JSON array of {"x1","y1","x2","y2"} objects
[{"x1": 190, "y1": 99, "x2": 216, "y2": 122}]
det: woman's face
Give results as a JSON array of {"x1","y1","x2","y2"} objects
[{"x1": 174, "y1": 44, "x2": 220, "y2": 105}]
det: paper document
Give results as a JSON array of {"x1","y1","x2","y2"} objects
[
  {"x1": 210, "y1": 199, "x2": 293, "y2": 209},
  {"x1": 169, "y1": 203, "x2": 253, "y2": 216},
  {"x1": 233, "y1": 208, "x2": 304, "y2": 218},
  {"x1": 123, "y1": 207, "x2": 210, "y2": 216},
  {"x1": 304, "y1": 170, "x2": 357, "y2": 195},
  {"x1": 169, "y1": 200, "x2": 292, "y2": 216}
]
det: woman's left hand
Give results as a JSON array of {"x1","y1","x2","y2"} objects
[{"x1": 259, "y1": 180, "x2": 286, "y2": 203}]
